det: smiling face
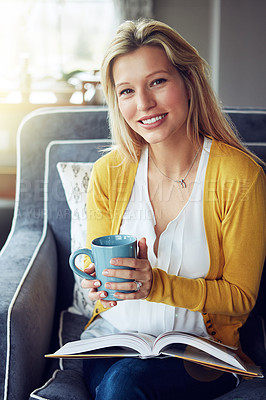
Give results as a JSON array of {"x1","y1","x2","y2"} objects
[{"x1": 113, "y1": 45, "x2": 190, "y2": 147}]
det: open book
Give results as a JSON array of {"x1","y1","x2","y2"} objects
[{"x1": 46, "y1": 330, "x2": 263, "y2": 378}]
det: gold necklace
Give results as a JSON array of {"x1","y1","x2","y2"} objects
[{"x1": 149, "y1": 148, "x2": 200, "y2": 188}]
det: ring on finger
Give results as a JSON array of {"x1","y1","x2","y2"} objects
[{"x1": 134, "y1": 280, "x2": 142, "y2": 292}]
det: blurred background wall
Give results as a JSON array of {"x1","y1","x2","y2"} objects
[{"x1": 154, "y1": 0, "x2": 266, "y2": 108}]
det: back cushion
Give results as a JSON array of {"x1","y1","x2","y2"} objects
[{"x1": 57, "y1": 161, "x2": 95, "y2": 317}]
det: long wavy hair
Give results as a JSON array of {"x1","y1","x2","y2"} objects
[{"x1": 101, "y1": 18, "x2": 263, "y2": 164}]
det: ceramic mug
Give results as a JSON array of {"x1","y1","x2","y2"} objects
[{"x1": 69, "y1": 234, "x2": 137, "y2": 300}]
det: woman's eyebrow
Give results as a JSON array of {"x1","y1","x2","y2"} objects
[
  {"x1": 115, "y1": 81, "x2": 130, "y2": 89},
  {"x1": 115, "y1": 70, "x2": 170, "y2": 89},
  {"x1": 145, "y1": 69, "x2": 169, "y2": 78}
]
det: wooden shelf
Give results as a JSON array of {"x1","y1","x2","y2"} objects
[{"x1": 0, "y1": 171, "x2": 16, "y2": 199}]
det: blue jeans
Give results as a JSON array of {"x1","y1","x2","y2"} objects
[{"x1": 83, "y1": 357, "x2": 237, "y2": 400}]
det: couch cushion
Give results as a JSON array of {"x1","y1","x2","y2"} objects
[
  {"x1": 57, "y1": 161, "x2": 95, "y2": 317},
  {"x1": 215, "y1": 377, "x2": 266, "y2": 399},
  {"x1": 30, "y1": 369, "x2": 89, "y2": 400},
  {"x1": 30, "y1": 311, "x2": 88, "y2": 400},
  {"x1": 58, "y1": 310, "x2": 88, "y2": 373},
  {"x1": 47, "y1": 139, "x2": 111, "y2": 314}
]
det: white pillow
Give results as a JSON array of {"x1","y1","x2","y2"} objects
[{"x1": 57, "y1": 162, "x2": 95, "y2": 317}]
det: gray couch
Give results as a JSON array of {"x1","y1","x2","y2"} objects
[
  {"x1": 0, "y1": 107, "x2": 265, "y2": 400},
  {"x1": 0, "y1": 200, "x2": 14, "y2": 250}
]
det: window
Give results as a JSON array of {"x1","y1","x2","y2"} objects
[
  {"x1": 0, "y1": 0, "x2": 116, "y2": 102},
  {"x1": 0, "y1": 0, "x2": 115, "y2": 168}
]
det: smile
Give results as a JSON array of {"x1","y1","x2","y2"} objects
[{"x1": 140, "y1": 113, "x2": 167, "y2": 125}]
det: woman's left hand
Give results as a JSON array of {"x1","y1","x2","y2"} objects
[{"x1": 100, "y1": 237, "x2": 153, "y2": 308}]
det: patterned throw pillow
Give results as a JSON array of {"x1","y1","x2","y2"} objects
[{"x1": 57, "y1": 162, "x2": 95, "y2": 317}]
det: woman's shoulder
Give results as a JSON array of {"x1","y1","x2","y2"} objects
[
  {"x1": 93, "y1": 148, "x2": 138, "y2": 174},
  {"x1": 206, "y1": 139, "x2": 266, "y2": 208},
  {"x1": 209, "y1": 139, "x2": 265, "y2": 179},
  {"x1": 94, "y1": 148, "x2": 122, "y2": 167}
]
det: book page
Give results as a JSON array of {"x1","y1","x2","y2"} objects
[
  {"x1": 46, "y1": 332, "x2": 157, "y2": 358},
  {"x1": 162, "y1": 346, "x2": 263, "y2": 378},
  {"x1": 153, "y1": 331, "x2": 245, "y2": 370},
  {"x1": 45, "y1": 329, "x2": 263, "y2": 378},
  {"x1": 47, "y1": 347, "x2": 140, "y2": 358}
]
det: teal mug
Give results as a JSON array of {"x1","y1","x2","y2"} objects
[{"x1": 69, "y1": 234, "x2": 137, "y2": 301}]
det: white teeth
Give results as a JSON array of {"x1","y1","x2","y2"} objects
[{"x1": 141, "y1": 114, "x2": 166, "y2": 125}]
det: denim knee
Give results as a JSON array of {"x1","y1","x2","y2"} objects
[{"x1": 95, "y1": 358, "x2": 148, "y2": 400}]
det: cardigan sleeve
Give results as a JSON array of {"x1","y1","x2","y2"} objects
[
  {"x1": 84, "y1": 151, "x2": 137, "y2": 269},
  {"x1": 84, "y1": 159, "x2": 112, "y2": 269},
  {"x1": 146, "y1": 164, "x2": 266, "y2": 317}
]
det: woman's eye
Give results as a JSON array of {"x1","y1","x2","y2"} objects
[
  {"x1": 120, "y1": 88, "x2": 133, "y2": 96},
  {"x1": 152, "y1": 78, "x2": 166, "y2": 86}
]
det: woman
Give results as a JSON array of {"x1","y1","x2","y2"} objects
[{"x1": 81, "y1": 19, "x2": 266, "y2": 399}]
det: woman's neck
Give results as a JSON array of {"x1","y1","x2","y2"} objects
[{"x1": 148, "y1": 135, "x2": 203, "y2": 179}]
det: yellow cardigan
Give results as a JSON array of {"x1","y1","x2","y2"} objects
[{"x1": 85, "y1": 139, "x2": 266, "y2": 352}]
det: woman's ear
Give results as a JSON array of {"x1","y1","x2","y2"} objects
[
  {"x1": 181, "y1": 70, "x2": 193, "y2": 100},
  {"x1": 185, "y1": 83, "x2": 192, "y2": 101}
]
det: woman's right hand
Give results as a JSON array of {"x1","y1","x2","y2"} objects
[{"x1": 81, "y1": 263, "x2": 108, "y2": 302}]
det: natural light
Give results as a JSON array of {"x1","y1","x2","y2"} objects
[{"x1": 0, "y1": 0, "x2": 116, "y2": 104}]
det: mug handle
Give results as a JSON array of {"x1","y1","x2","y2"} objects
[{"x1": 69, "y1": 248, "x2": 94, "y2": 280}]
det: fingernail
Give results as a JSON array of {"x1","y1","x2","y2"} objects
[
  {"x1": 110, "y1": 302, "x2": 115, "y2": 307},
  {"x1": 105, "y1": 283, "x2": 111, "y2": 289},
  {"x1": 94, "y1": 281, "x2": 100, "y2": 287},
  {"x1": 100, "y1": 292, "x2": 106, "y2": 298},
  {"x1": 102, "y1": 270, "x2": 109, "y2": 275},
  {"x1": 110, "y1": 259, "x2": 118, "y2": 265}
]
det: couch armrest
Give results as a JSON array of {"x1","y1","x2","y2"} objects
[{"x1": 0, "y1": 225, "x2": 58, "y2": 400}]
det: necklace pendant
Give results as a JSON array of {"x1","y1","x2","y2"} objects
[
  {"x1": 179, "y1": 179, "x2": 186, "y2": 188},
  {"x1": 149, "y1": 147, "x2": 200, "y2": 190}
]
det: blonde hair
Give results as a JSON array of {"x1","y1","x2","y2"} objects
[{"x1": 101, "y1": 18, "x2": 263, "y2": 164}]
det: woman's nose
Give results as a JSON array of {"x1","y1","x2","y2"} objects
[{"x1": 136, "y1": 89, "x2": 156, "y2": 111}]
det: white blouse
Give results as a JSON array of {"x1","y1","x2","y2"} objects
[{"x1": 98, "y1": 137, "x2": 212, "y2": 338}]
